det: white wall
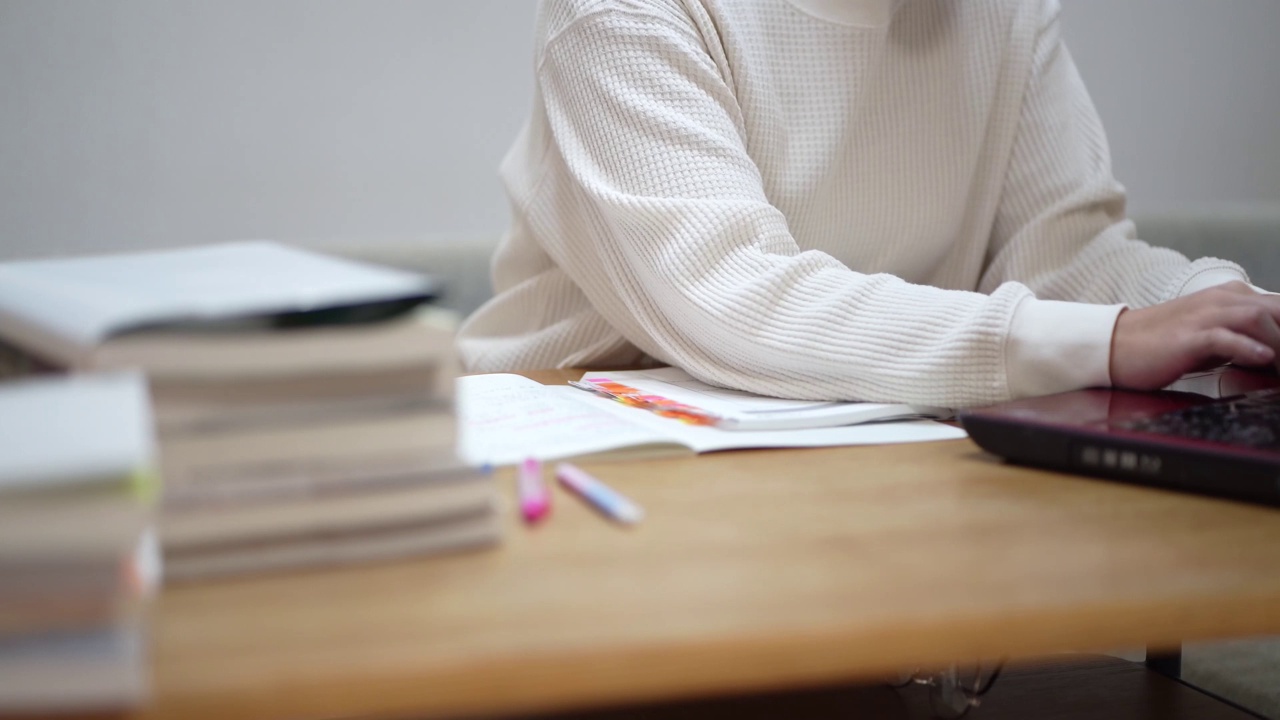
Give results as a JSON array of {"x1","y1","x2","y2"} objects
[
  {"x1": 1, "y1": 0, "x2": 1277, "y2": 261},
  {"x1": 0, "y1": 1, "x2": 539, "y2": 259},
  {"x1": 1062, "y1": 0, "x2": 1280, "y2": 215}
]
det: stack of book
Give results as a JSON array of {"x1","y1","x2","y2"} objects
[
  {"x1": 0, "y1": 372, "x2": 159, "y2": 711},
  {"x1": 0, "y1": 242, "x2": 499, "y2": 581}
]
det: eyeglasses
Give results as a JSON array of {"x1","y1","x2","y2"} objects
[{"x1": 890, "y1": 659, "x2": 1005, "y2": 719}]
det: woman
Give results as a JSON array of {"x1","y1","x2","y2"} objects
[{"x1": 458, "y1": 0, "x2": 1279, "y2": 406}]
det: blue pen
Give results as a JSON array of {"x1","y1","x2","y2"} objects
[{"x1": 554, "y1": 463, "x2": 644, "y2": 525}]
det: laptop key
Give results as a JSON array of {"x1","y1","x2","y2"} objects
[{"x1": 1122, "y1": 389, "x2": 1280, "y2": 450}]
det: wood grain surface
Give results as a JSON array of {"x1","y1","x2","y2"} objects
[{"x1": 115, "y1": 369, "x2": 1280, "y2": 720}]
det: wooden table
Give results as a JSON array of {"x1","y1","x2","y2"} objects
[{"x1": 129, "y1": 369, "x2": 1280, "y2": 720}]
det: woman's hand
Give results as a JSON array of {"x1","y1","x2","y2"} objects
[{"x1": 1110, "y1": 281, "x2": 1280, "y2": 390}]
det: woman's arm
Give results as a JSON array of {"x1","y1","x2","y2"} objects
[
  {"x1": 980, "y1": 0, "x2": 1278, "y2": 393},
  {"x1": 530, "y1": 4, "x2": 1034, "y2": 407}
]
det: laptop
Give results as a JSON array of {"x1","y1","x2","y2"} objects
[{"x1": 959, "y1": 366, "x2": 1280, "y2": 507}]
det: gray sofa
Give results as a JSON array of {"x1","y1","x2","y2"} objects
[
  {"x1": 337, "y1": 208, "x2": 1280, "y2": 718},
  {"x1": 344, "y1": 208, "x2": 1280, "y2": 319},
  {"x1": 1139, "y1": 208, "x2": 1280, "y2": 290}
]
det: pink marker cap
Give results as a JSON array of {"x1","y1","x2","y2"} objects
[{"x1": 519, "y1": 457, "x2": 551, "y2": 523}]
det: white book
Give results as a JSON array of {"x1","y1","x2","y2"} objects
[
  {"x1": 0, "y1": 242, "x2": 440, "y2": 375},
  {"x1": 149, "y1": 365, "x2": 446, "y2": 432},
  {"x1": 164, "y1": 510, "x2": 500, "y2": 582},
  {"x1": 159, "y1": 407, "x2": 457, "y2": 489},
  {"x1": 457, "y1": 371, "x2": 967, "y2": 467},
  {"x1": 160, "y1": 474, "x2": 495, "y2": 551},
  {"x1": 0, "y1": 372, "x2": 155, "y2": 493}
]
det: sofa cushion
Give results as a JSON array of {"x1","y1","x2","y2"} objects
[
  {"x1": 332, "y1": 239, "x2": 499, "y2": 319},
  {"x1": 1134, "y1": 207, "x2": 1280, "y2": 290},
  {"x1": 332, "y1": 207, "x2": 1280, "y2": 319}
]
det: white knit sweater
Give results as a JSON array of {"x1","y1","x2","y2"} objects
[{"x1": 457, "y1": 0, "x2": 1248, "y2": 407}]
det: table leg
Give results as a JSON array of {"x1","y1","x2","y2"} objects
[{"x1": 1145, "y1": 644, "x2": 1182, "y2": 679}]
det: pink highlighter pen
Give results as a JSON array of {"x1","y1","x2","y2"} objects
[{"x1": 518, "y1": 457, "x2": 551, "y2": 524}]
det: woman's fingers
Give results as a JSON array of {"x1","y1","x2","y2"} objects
[
  {"x1": 1217, "y1": 303, "x2": 1280, "y2": 357},
  {"x1": 1198, "y1": 326, "x2": 1275, "y2": 367}
]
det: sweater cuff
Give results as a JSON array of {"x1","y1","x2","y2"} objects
[
  {"x1": 1006, "y1": 298, "x2": 1126, "y2": 399},
  {"x1": 1178, "y1": 268, "x2": 1251, "y2": 297}
]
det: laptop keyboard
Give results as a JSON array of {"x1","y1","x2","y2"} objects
[{"x1": 1122, "y1": 388, "x2": 1280, "y2": 450}]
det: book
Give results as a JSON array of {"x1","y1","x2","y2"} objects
[
  {"x1": 158, "y1": 403, "x2": 457, "y2": 489},
  {"x1": 0, "y1": 568, "x2": 134, "y2": 638},
  {"x1": 161, "y1": 465, "x2": 494, "y2": 550},
  {"x1": 0, "y1": 373, "x2": 159, "y2": 711},
  {"x1": 0, "y1": 242, "x2": 438, "y2": 375},
  {"x1": 0, "y1": 243, "x2": 498, "y2": 584},
  {"x1": 0, "y1": 373, "x2": 157, "y2": 570},
  {"x1": 163, "y1": 510, "x2": 501, "y2": 582},
  {"x1": 0, "y1": 371, "x2": 159, "y2": 571},
  {"x1": 0, "y1": 531, "x2": 158, "y2": 639},
  {"x1": 0, "y1": 500, "x2": 148, "y2": 563},
  {"x1": 0, "y1": 621, "x2": 148, "y2": 711},
  {"x1": 149, "y1": 365, "x2": 444, "y2": 432},
  {"x1": 67, "y1": 306, "x2": 458, "y2": 380},
  {"x1": 457, "y1": 371, "x2": 968, "y2": 467}
]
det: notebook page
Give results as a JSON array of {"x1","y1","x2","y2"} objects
[
  {"x1": 456, "y1": 374, "x2": 684, "y2": 466},
  {"x1": 457, "y1": 374, "x2": 966, "y2": 468}
]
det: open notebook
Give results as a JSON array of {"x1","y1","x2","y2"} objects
[{"x1": 457, "y1": 370, "x2": 966, "y2": 466}]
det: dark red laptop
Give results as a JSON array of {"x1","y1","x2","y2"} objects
[{"x1": 959, "y1": 367, "x2": 1280, "y2": 507}]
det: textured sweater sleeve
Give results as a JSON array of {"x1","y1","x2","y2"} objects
[
  {"x1": 533, "y1": 5, "x2": 1033, "y2": 407},
  {"x1": 983, "y1": 0, "x2": 1249, "y2": 396}
]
